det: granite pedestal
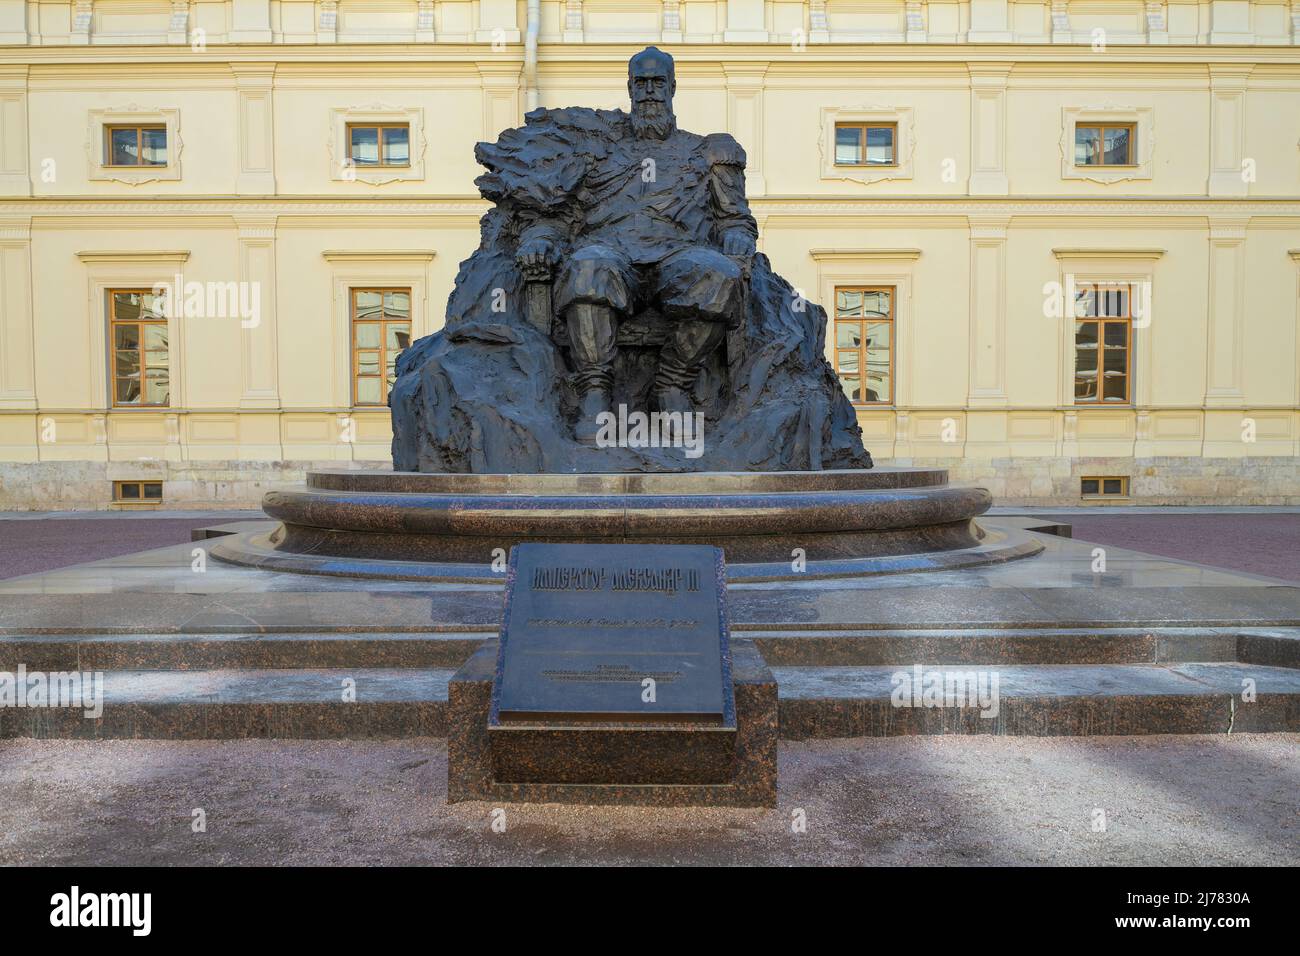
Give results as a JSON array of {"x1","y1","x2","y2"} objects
[
  {"x1": 209, "y1": 467, "x2": 1044, "y2": 582},
  {"x1": 447, "y1": 639, "x2": 777, "y2": 807},
  {"x1": 3, "y1": 517, "x2": 1299, "y2": 754}
]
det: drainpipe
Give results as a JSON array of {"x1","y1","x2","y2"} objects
[{"x1": 524, "y1": 0, "x2": 540, "y2": 114}]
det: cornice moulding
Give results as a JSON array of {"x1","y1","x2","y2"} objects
[
  {"x1": 75, "y1": 249, "x2": 191, "y2": 263},
  {"x1": 321, "y1": 250, "x2": 437, "y2": 261},
  {"x1": 1, "y1": 199, "x2": 1293, "y2": 219},
  {"x1": 809, "y1": 248, "x2": 922, "y2": 260},
  {"x1": 1052, "y1": 248, "x2": 1167, "y2": 259},
  {"x1": 3, "y1": 44, "x2": 1300, "y2": 70}
]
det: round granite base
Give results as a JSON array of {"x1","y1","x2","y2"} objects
[{"x1": 209, "y1": 467, "x2": 1043, "y2": 582}]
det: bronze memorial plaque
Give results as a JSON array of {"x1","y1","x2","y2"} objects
[{"x1": 491, "y1": 543, "x2": 734, "y2": 723}]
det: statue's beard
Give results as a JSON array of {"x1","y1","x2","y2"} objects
[{"x1": 631, "y1": 101, "x2": 675, "y2": 140}]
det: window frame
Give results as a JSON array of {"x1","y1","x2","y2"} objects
[
  {"x1": 108, "y1": 288, "x2": 171, "y2": 409},
  {"x1": 1073, "y1": 122, "x2": 1137, "y2": 168},
  {"x1": 1072, "y1": 282, "x2": 1134, "y2": 406},
  {"x1": 87, "y1": 108, "x2": 183, "y2": 184},
  {"x1": 113, "y1": 480, "x2": 164, "y2": 503},
  {"x1": 103, "y1": 124, "x2": 168, "y2": 168},
  {"x1": 832, "y1": 121, "x2": 899, "y2": 168},
  {"x1": 1059, "y1": 107, "x2": 1154, "y2": 185},
  {"x1": 1081, "y1": 476, "x2": 1130, "y2": 499},
  {"x1": 350, "y1": 286, "x2": 413, "y2": 407},
  {"x1": 820, "y1": 107, "x2": 915, "y2": 186},
  {"x1": 329, "y1": 108, "x2": 426, "y2": 185},
  {"x1": 345, "y1": 122, "x2": 412, "y2": 170},
  {"x1": 833, "y1": 284, "x2": 896, "y2": 406}
]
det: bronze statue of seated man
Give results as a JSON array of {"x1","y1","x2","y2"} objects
[
  {"x1": 514, "y1": 46, "x2": 758, "y2": 444},
  {"x1": 388, "y1": 46, "x2": 871, "y2": 474}
]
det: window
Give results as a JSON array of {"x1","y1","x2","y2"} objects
[
  {"x1": 105, "y1": 125, "x2": 167, "y2": 167},
  {"x1": 113, "y1": 480, "x2": 164, "y2": 503},
  {"x1": 110, "y1": 290, "x2": 169, "y2": 407},
  {"x1": 330, "y1": 109, "x2": 425, "y2": 184},
  {"x1": 1074, "y1": 123, "x2": 1134, "y2": 167},
  {"x1": 834, "y1": 123, "x2": 896, "y2": 167},
  {"x1": 352, "y1": 288, "x2": 411, "y2": 405},
  {"x1": 834, "y1": 286, "x2": 894, "y2": 404},
  {"x1": 1073, "y1": 283, "x2": 1132, "y2": 404},
  {"x1": 347, "y1": 124, "x2": 411, "y2": 168},
  {"x1": 1081, "y1": 476, "x2": 1129, "y2": 499}
]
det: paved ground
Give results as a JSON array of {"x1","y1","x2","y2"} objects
[
  {"x1": 2, "y1": 511, "x2": 1299, "y2": 582},
  {"x1": 0, "y1": 514, "x2": 253, "y2": 581},
  {"x1": 1, "y1": 511, "x2": 1296, "y2": 866},
  {"x1": 0, "y1": 734, "x2": 1295, "y2": 865},
  {"x1": 1049, "y1": 513, "x2": 1300, "y2": 584}
]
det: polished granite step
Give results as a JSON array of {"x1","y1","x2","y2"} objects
[
  {"x1": 0, "y1": 668, "x2": 453, "y2": 739},
  {"x1": 2, "y1": 626, "x2": 1296, "y2": 671},
  {"x1": 0, "y1": 631, "x2": 489, "y2": 671},
  {"x1": 2, "y1": 662, "x2": 1297, "y2": 740},
  {"x1": 775, "y1": 662, "x2": 1300, "y2": 738}
]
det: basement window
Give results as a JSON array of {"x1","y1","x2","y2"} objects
[
  {"x1": 1081, "y1": 476, "x2": 1128, "y2": 499},
  {"x1": 113, "y1": 480, "x2": 164, "y2": 504}
]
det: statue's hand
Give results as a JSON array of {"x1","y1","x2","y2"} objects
[
  {"x1": 517, "y1": 236, "x2": 559, "y2": 272},
  {"x1": 721, "y1": 229, "x2": 756, "y2": 260}
]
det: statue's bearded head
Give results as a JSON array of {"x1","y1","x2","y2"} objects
[{"x1": 627, "y1": 46, "x2": 676, "y2": 141}]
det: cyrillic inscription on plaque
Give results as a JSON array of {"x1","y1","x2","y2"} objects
[{"x1": 493, "y1": 543, "x2": 731, "y2": 722}]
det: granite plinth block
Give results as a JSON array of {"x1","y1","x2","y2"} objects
[
  {"x1": 210, "y1": 521, "x2": 1044, "y2": 583},
  {"x1": 208, "y1": 467, "x2": 1049, "y2": 583},
  {"x1": 448, "y1": 638, "x2": 777, "y2": 807},
  {"x1": 308, "y1": 468, "x2": 947, "y2": 495},
  {"x1": 489, "y1": 725, "x2": 737, "y2": 785},
  {"x1": 258, "y1": 479, "x2": 992, "y2": 563}
]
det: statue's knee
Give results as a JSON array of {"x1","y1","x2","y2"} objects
[
  {"x1": 659, "y1": 256, "x2": 743, "y2": 322},
  {"x1": 555, "y1": 247, "x2": 632, "y2": 313}
]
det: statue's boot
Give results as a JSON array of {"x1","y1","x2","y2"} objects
[
  {"x1": 566, "y1": 302, "x2": 618, "y2": 445},
  {"x1": 654, "y1": 319, "x2": 726, "y2": 419}
]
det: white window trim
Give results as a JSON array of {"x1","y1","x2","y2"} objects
[
  {"x1": 1053, "y1": 250, "x2": 1163, "y2": 409},
  {"x1": 328, "y1": 106, "x2": 427, "y2": 186},
  {"x1": 323, "y1": 251, "x2": 435, "y2": 409},
  {"x1": 86, "y1": 107, "x2": 183, "y2": 185},
  {"x1": 76, "y1": 250, "x2": 191, "y2": 411},
  {"x1": 819, "y1": 106, "x2": 915, "y2": 185},
  {"x1": 811, "y1": 249, "x2": 919, "y2": 410},
  {"x1": 1060, "y1": 106, "x2": 1154, "y2": 184}
]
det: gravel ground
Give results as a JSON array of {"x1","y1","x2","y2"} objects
[
  {"x1": 1048, "y1": 514, "x2": 1300, "y2": 584},
  {"x1": 1, "y1": 734, "x2": 1296, "y2": 866}
]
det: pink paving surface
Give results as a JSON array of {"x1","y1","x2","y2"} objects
[
  {"x1": 1051, "y1": 514, "x2": 1300, "y2": 585},
  {"x1": 0, "y1": 517, "x2": 236, "y2": 581},
  {"x1": 0, "y1": 512, "x2": 1297, "y2": 583}
]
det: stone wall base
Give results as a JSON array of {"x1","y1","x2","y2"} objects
[
  {"x1": 911, "y1": 456, "x2": 1300, "y2": 506},
  {"x1": 0, "y1": 460, "x2": 390, "y2": 510},
  {"x1": 0, "y1": 456, "x2": 1297, "y2": 510}
]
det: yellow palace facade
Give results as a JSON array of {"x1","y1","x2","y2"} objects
[{"x1": 0, "y1": 0, "x2": 1297, "y2": 507}]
